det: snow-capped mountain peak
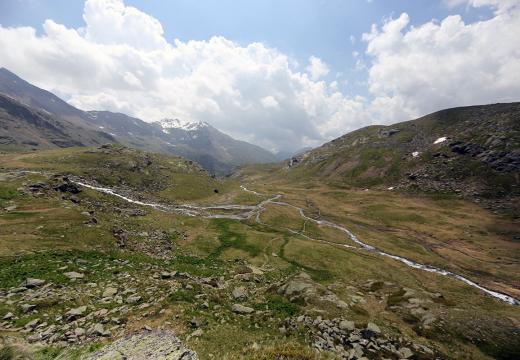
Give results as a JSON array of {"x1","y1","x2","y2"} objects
[{"x1": 158, "y1": 118, "x2": 209, "y2": 132}]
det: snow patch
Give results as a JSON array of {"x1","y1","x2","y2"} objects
[
  {"x1": 412, "y1": 151, "x2": 420, "y2": 157},
  {"x1": 434, "y1": 136, "x2": 447, "y2": 144},
  {"x1": 157, "y1": 118, "x2": 208, "y2": 131},
  {"x1": 387, "y1": 186, "x2": 394, "y2": 191}
]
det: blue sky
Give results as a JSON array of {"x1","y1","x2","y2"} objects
[{"x1": 0, "y1": 0, "x2": 517, "y2": 152}]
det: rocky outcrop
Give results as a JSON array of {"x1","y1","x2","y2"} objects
[{"x1": 85, "y1": 331, "x2": 198, "y2": 359}]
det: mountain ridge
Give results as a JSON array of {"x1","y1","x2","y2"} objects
[
  {"x1": 0, "y1": 67, "x2": 277, "y2": 174},
  {"x1": 286, "y1": 102, "x2": 520, "y2": 217}
]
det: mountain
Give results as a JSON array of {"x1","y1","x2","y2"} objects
[
  {"x1": 0, "y1": 67, "x2": 118, "y2": 150},
  {"x1": 0, "y1": 67, "x2": 276, "y2": 174},
  {"x1": 287, "y1": 102, "x2": 520, "y2": 217},
  {"x1": 154, "y1": 118, "x2": 277, "y2": 173}
]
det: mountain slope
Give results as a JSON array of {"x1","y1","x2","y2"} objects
[
  {"x1": 155, "y1": 118, "x2": 277, "y2": 173},
  {"x1": 0, "y1": 93, "x2": 115, "y2": 150},
  {"x1": 0, "y1": 68, "x2": 276, "y2": 174},
  {"x1": 287, "y1": 102, "x2": 520, "y2": 216}
]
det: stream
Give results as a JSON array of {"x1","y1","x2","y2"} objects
[{"x1": 72, "y1": 179, "x2": 519, "y2": 306}]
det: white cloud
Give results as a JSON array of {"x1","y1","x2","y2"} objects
[
  {"x1": 362, "y1": 3, "x2": 520, "y2": 122},
  {"x1": 261, "y1": 96, "x2": 279, "y2": 108},
  {"x1": 443, "y1": 0, "x2": 519, "y2": 13},
  {"x1": 306, "y1": 56, "x2": 330, "y2": 81}
]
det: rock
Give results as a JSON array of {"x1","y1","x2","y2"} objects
[
  {"x1": 24, "y1": 318, "x2": 39, "y2": 329},
  {"x1": 91, "y1": 323, "x2": 111, "y2": 337},
  {"x1": 102, "y1": 287, "x2": 118, "y2": 298},
  {"x1": 234, "y1": 265, "x2": 253, "y2": 274},
  {"x1": 231, "y1": 304, "x2": 255, "y2": 314},
  {"x1": 126, "y1": 295, "x2": 142, "y2": 304},
  {"x1": 74, "y1": 327, "x2": 86, "y2": 337},
  {"x1": 54, "y1": 182, "x2": 81, "y2": 194},
  {"x1": 64, "y1": 272, "x2": 84, "y2": 280},
  {"x1": 399, "y1": 347, "x2": 414, "y2": 359},
  {"x1": 232, "y1": 287, "x2": 248, "y2": 300},
  {"x1": 191, "y1": 329, "x2": 203, "y2": 337},
  {"x1": 339, "y1": 320, "x2": 355, "y2": 332},
  {"x1": 66, "y1": 305, "x2": 87, "y2": 320},
  {"x1": 2, "y1": 312, "x2": 14, "y2": 320},
  {"x1": 86, "y1": 331, "x2": 198, "y2": 359},
  {"x1": 366, "y1": 322, "x2": 381, "y2": 334},
  {"x1": 4, "y1": 205, "x2": 17, "y2": 211},
  {"x1": 22, "y1": 278, "x2": 45, "y2": 288},
  {"x1": 21, "y1": 304, "x2": 36, "y2": 313},
  {"x1": 27, "y1": 334, "x2": 41, "y2": 343},
  {"x1": 189, "y1": 317, "x2": 206, "y2": 328},
  {"x1": 112, "y1": 226, "x2": 128, "y2": 248},
  {"x1": 277, "y1": 272, "x2": 318, "y2": 303},
  {"x1": 161, "y1": 271, "x2": 176, "y2": 279}
]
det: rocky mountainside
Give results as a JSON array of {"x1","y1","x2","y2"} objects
[
  {"x1": 0, "y1": 68, "x2": 276, "y2": 174},
  {"x1": 0, "y1": 93, "x2": 115, "y2": 150},
  {"x1": 288, "y1": 102, "x2": 520, "y2": 217}
]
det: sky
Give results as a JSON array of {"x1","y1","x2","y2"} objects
[{"x1": 0, "y1": 0, "x2": 519, "y2": 153}]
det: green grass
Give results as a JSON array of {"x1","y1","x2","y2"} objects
[
  {"x1": 0, "y1": 249, "x2": 159, "y2": 289},
  {"x1": 278, "y1": 236, "x2": 332, "y2": 282},
  {"x1": 254, "y1": 294, "x2": 300, "y2": 318},
  {"x1": 210, "y1": 219, "x2": 262, "y2": 258},
  {"x1": 0, "y1": 184, "x2": 17, "y2": 207}
]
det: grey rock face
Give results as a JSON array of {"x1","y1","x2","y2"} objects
[{"x1": 86, "y1": 330, "x2": 198, "y2": 359}]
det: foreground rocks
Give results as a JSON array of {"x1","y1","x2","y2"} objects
[
  {"x1": 86, "y1": 331, "x2": 198, "y2": 359},
  {"x1": 284, "y1": 315, "x2": 436, "y2": 360}
]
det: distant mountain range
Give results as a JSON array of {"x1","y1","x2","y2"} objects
[{"x1": 0, "y1": 68, "x2": 276, "y2": 174}]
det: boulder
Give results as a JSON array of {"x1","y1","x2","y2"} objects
[
  {"x1": 66, "y1": 305, "x2": 87, "y2": 320},
  {"x1": 102, "y1": 287, "x2": 118, "y2": 298},
  {"x1": 22, "y1": 278, "x2": 45, "y2": 288},
  {"x1": 231, "y1": 304, "x2": 255, "y2": 315},
  {"x1": 339, "y1": 320, "x2": 355, "y2": 332},
  {"x1": 2, "y1": 312, "x2": 14, "y2": 320},
  {"x1": 91, "y1": 323, "x2": 111, "y2": 337},
  {"x1": 64, "y1": 272, "x2": 84, "y2": 280},
  {"x1": 277, "y1": 272, "x2": 318, "y2": 302},
  {"x1": 232, "y1": 287, "x2": 248, "y2": 300},
  {"x1": 126, "y1": 295, "x2": 142, "y2": 304},
  {"x1": 74, "y1": 327, "x2": 86, "y2": 337},
  {"x1": 366, "y1": 322, "x2": 381, "y2": 334},
  {"x1": 54, "y1": 182, "x2": 81, "y2": 194},
  {"x1": 21, "y1": 304, "x2": 36, "y2": 313}
]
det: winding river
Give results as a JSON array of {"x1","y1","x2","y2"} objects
[{"x1": 72, "y1": 179, "x2": 519, "y2": 307}]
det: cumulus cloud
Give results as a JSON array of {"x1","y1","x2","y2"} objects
[
  {"x1": 443, "y1": 0, "x2": 519, "y2": 13},
  {"x1": 363, "y1": 1, "x2": 520, "y2": 122},
  {"x1": 0, "y1": 0, "x2": 518, "y2": 152},
  {"x1": 306, "y1": 56, "x2": 330, "y2": 80}
]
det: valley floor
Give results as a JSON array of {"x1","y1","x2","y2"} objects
[{"x1": 0, "y1": 148, "x2": 519, "y2": 359}]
